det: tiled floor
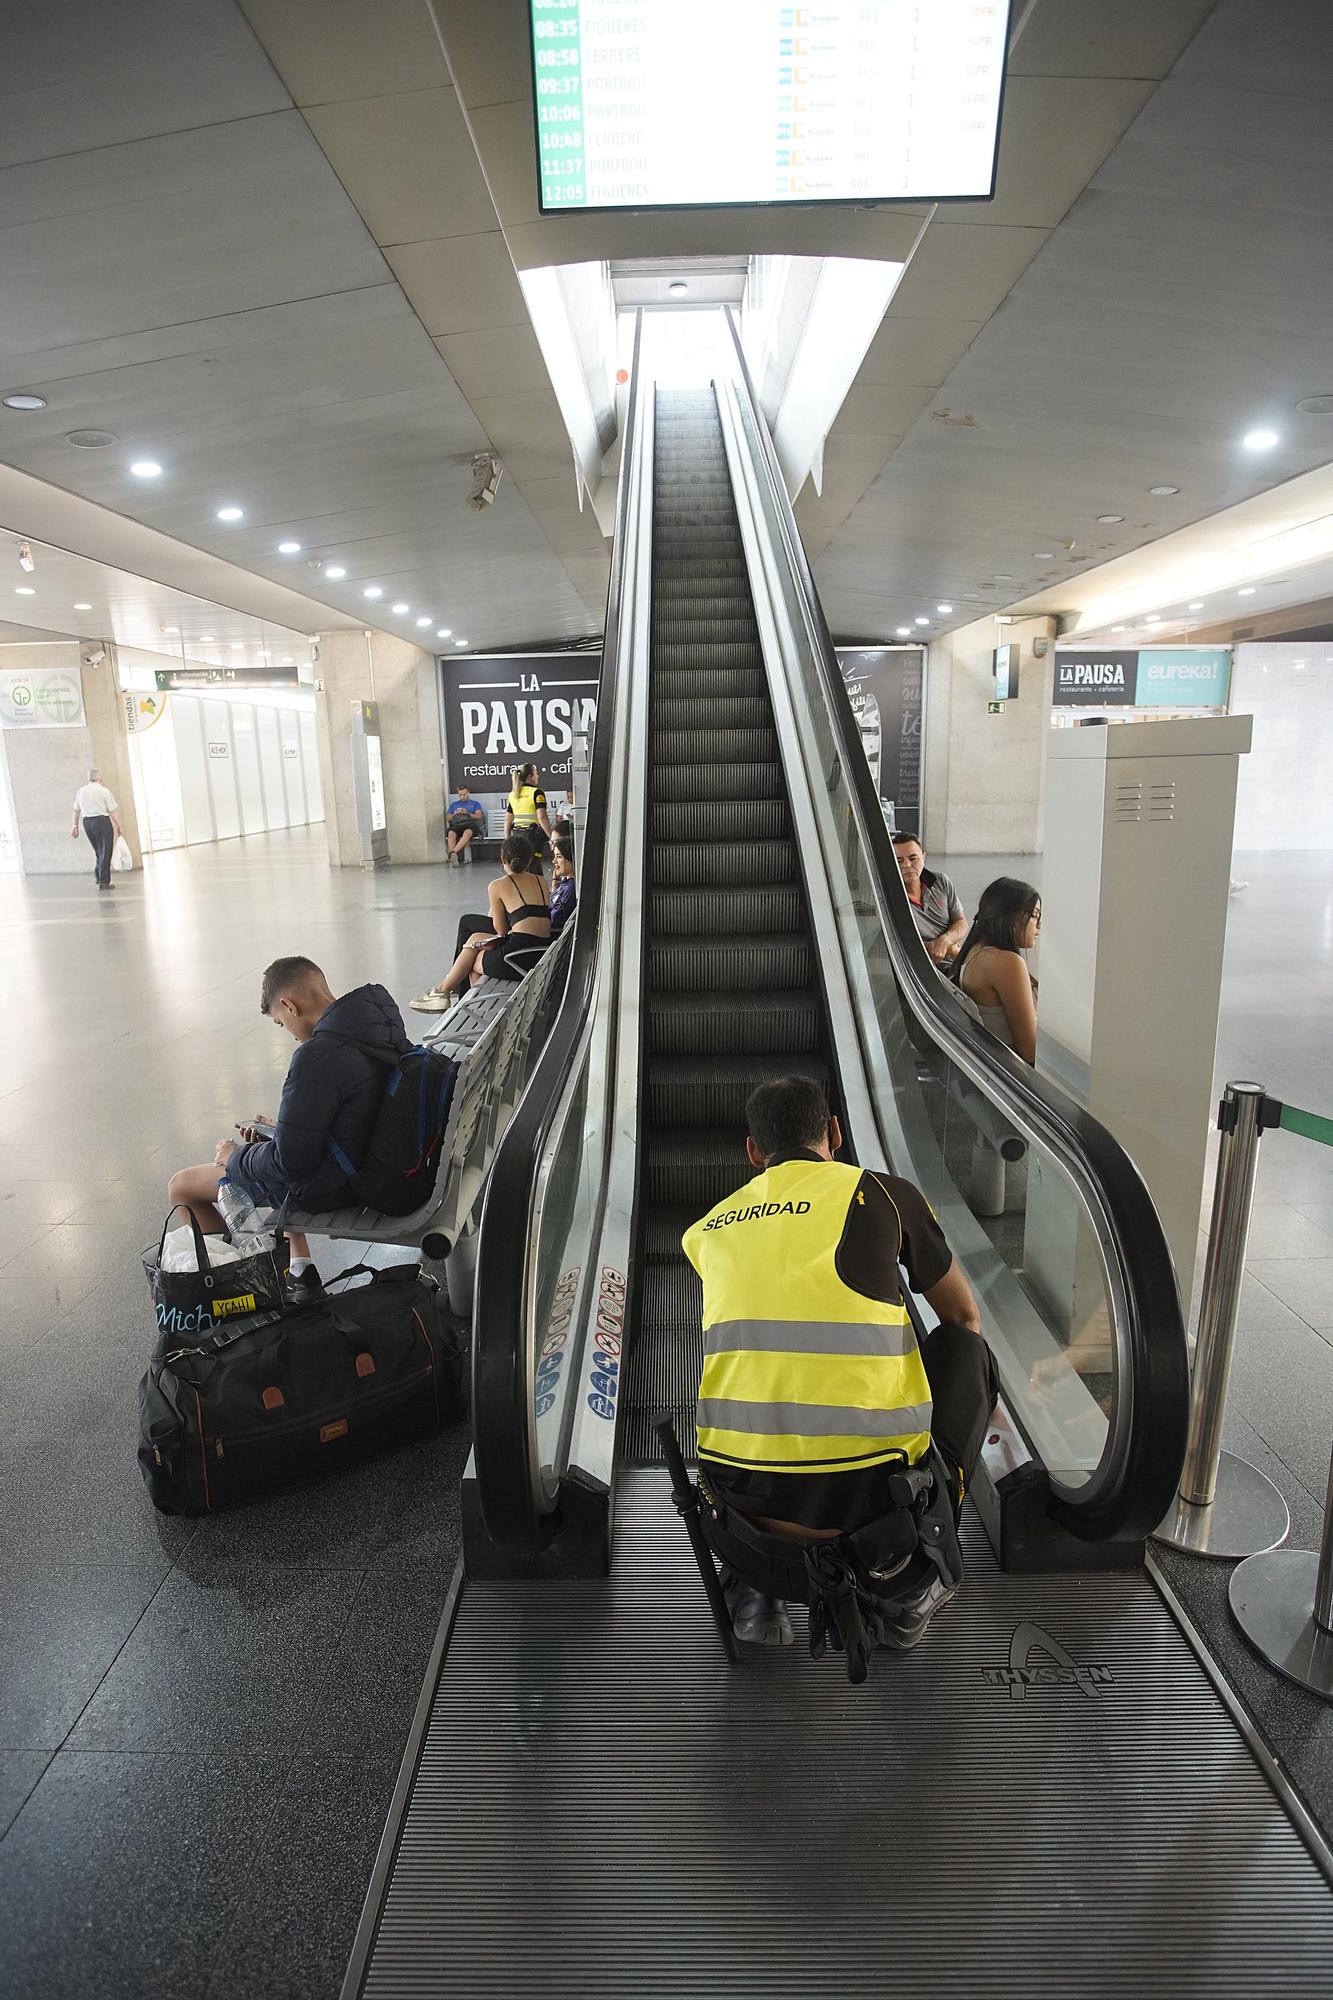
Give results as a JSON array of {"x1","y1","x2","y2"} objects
[
  {"x1": 4, "y1": 833, "x2": 1332, "y2": 1998},
  {"x1": 0, "y1": 829, "x2": 483, "y2": 1999}
]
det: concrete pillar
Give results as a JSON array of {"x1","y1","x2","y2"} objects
[
  {"x1": 313, "y1": 629, "x2": 446, "y2": 867},
  {"x1": 924, "y1": 612, "x2": 1056, "y2": 854},
  {"x1": 0, "y1": 640, "x2": 142, "y2": 873}
]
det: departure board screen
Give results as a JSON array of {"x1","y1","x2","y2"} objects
[{"x1": 530, "y1": 1, "x2": 1010, "y2": 212}]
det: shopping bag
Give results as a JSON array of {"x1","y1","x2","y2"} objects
[
  {"x1": 113, "y1": 835, "x2": 133, "y2": 871},
  {"x1": 143, "y1": 1204, "x2": 288, "y2": 1343}
]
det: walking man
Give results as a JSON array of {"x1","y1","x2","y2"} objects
[{"x1": 71, "y1": 766, "x2": 124, "y2": 891}]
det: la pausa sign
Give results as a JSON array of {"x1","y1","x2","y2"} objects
[
  {"x1": 441, "y1": 651, "x2": 600, "y2": 798},
  {"x1": 1054, "y1": 647, "x2": 1230, "y2": 709}
]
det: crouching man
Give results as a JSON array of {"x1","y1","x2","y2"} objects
[
  {"x1": 681, "y1": 1076, "x2": 997, "y2": 1668},
  {"x1": 168, "y1": 957, "x2": 408, "y2": 1294}
]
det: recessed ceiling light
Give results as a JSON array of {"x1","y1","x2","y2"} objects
[
  {"x1": 363, "y1": 585, "x2": 383, "y2": 600},
  {"x1": 1111, "y1": 624, "x2": 1128, "y2": 632},
  {"x1": 324, "y1": 564, "x2": 347, "y2": 580},
  {"x1": 231, "y1": 642, "x2": 244, "y2": 650},
  {"x1": 281, "y1": 656, "x2": 293, "y2": 665},
  {"x1": 668, "y1": 279, "x2": 689, "y2": 296},
  {"x1": 1096, "y1": 513, "x2": 1123, "y2": 524},
  {"x1": 416, "y1": 616, "x2": 432, "y2": 627},
  {"x1": 436, "y1": 626, "x2": 452, "y2": 638},
  {"x1": 1148, "y1": 485, "x2": 1179, "y2": 496},
  {"x1": 454, "y1": 638, "x2": 467, "y2": 647},
  {"x1": 3, "y1": 392, "x2": 47, "y2": 411},
  {"x1": 1237, "y1": 586, "x2": 1256, "y2": 595},
  {"x1": 914, "y1": 616, "x2": 930, "y2": 625},
  {"x1": 1144, "y1": 615, "x2": 1161, "y2": 624},
  {"x1": 993, "y1": 573, "x2": 1014, "y2": 581},
  {"x1": 198, "y1": 633, "x2": 216, "y2": 642},
  {"x1": 1033, "y1": 551, "x2": 1053, "y2": 560},
  {"x1": 130, "y1": 459, "x2": 162, "y2": 479},
  {"x1": 1188, "y1": 600, "x2": 1205, "y2": 610},
  {"x1": 163, "y1": 625, "x2": 179, "y2": 634},
  {"x1": 216, "y1": 505, "x2": 243, "y2": 522},
  {"x1": 895, "y1": 626, "x2": 911, "y2": 636},
  {"x1": 277, "y1": 540, "x2": 301, "y2": 555},
  {"x1": 937, "y1": 602, "x2": 953, "y2": 614},
  {"x1": 73, "y1": 601, "x2": 92, "y2": 610},
  {"x1": 391, "y1": 601, "x2": 410, "y2": 615},
  {"x1": 15, "y1": 586, "x2": 34, "y2": 595},
  {"x1": 1242, "y1": 428, "x2": 1279, "y2": 451}
]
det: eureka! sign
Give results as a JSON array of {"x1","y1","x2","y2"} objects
[{"x1": 1053, "y1": 648, "x2": 1230, "y2": 708}]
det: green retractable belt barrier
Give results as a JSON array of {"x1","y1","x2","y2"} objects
[{"x1": 1276, "y1": 1101, "x2": 1333, "y2": 1149}]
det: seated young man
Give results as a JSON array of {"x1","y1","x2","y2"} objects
[
  {"x1": 682, "y1": 1075, "x2": 997, "y2": 1653},
  {"x1": 446, "y1": 785, "x2": 485, "y2": 865},
  {"x1": 167, "y1": 957, "x2": 409, "y2": 1291}
]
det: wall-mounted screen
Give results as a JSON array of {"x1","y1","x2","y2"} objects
[
  {"x1": 993, "y1": 642, "x2": 1017, "y2": 701},
  {"x1": 531, "y1": 0, "x2": 1011, "y2": 213}
]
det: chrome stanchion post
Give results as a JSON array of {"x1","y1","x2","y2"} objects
[
  {"x1": 1153, "y1": 1082, "x2": 1291, "y2": 1557},
  {"x1": 1228, "y1": 1437, "x2": 1333, "y2": 1702}
]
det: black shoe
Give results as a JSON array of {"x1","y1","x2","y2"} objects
[
  {"x1": 721, "y1": 1570, "x2": 793, "y2": 1646},
  {"x1": 283, "y1": 1266, "x2": 323, "y2": 1304},
  {"x1": 880, "y1": 1574, "x2": 959, "y2": 1651}
]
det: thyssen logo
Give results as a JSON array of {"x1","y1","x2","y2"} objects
[{"x1": 983, "y1": 1621, "x2": 1114, "y2": 1699}]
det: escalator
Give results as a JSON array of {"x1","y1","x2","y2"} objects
[{"x1": 343, "y1": 327, "x2": 1333, "y2": 1999}]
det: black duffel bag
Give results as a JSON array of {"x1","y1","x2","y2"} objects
[
  {"x1": 145, "y1": 1204, "x2": 289, "y2": 1342},
  {"x1": 137, "y1": 1263, "x2": 454, "y2": 1514}
]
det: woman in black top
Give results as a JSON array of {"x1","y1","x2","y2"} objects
[{"x1": 411, "y1": 839, "x2": 552, "y2": 1012}]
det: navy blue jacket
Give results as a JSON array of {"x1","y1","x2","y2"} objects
[{"x1": 233, "y1": 984, "x2": 410, "y2": 1206}]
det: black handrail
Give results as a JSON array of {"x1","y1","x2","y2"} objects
[
  {"x1": 470, "y1": 315, "x2": 645, "y2": 1550},
  {"x1": 721, "y1": 310, "x2": 1189, "y2": 1541}
]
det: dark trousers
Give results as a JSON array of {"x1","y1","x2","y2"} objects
[
  {"x1": 454, "y1": 912, "x2": 494, "y2": 959},
  {"x1": 919, "y1": 1321, "x2": 1000, "y2": 1508},
  {"x1": 83, "y1": 814, "x2": 114, "y2": 887}
]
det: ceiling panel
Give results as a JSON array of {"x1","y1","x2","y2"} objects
[
  {"x1": 1008, "y1": 0, "x2": 1218, "y2": 79},
  {"x1": 856, "y1": 317, "x2": 985, "y2": 389},
  {"x1": 237, "y1": 0, "x2": 451, "y2": 104},
  {"x1": 0, "y1": 0, "x2": 287, "y2": 166},
  {"x1": 944, "y1": 75, "x2": 1157, "y2": 230},
  {"x1": 434, "y1": 323, "x2": 554, "y2": 399},
  {"x1": 384, "y1": 232, "x2": 531, "y2": 337},
  {"x1": 303, "y1": 88, "x2": 501, "y2": 244}
]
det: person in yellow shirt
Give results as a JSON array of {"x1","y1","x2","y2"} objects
[
  {"x1": 681, "y1": 1075, "x2": 996, "y2": 1662},
  {"x1": 505, "y1": 763, "x2": 552, "y2": 868}
]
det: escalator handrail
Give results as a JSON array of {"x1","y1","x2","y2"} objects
[
  {"x1": 470, "y1": 316, "x2": 646, "y2": 1550},
  {"x1": 721, "y1": 312, "x2": 1189, "y2": 1541}
]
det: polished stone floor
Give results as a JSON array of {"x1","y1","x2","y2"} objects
[
  {"x1": 0, "y1": 828, "x2": 485, "y2": 2000},
  {"x1": 2, "y1": 832, "x2": 1331, "y2": 1999}
]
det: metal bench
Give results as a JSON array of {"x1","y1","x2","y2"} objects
[{"x1": 282, "y1": 930, "x2": 572, "y2": 1260}]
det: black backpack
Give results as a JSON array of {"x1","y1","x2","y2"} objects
[{"x1": 324, "y1": 1036, "x2": 460, "y2": 1216}]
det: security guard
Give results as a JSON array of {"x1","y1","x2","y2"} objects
[
  {"x1": 505, "y1": 762, "x2": 553, "y2": 866},
  {"x1": 682, "y1": 1075, "x2": 996, "y2": 1656}
]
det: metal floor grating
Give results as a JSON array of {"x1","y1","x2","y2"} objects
[{"x1": 351, "y1": 1472, "x2": 1333, "y2": 1998}]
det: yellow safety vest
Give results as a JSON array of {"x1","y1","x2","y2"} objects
[
  {"x1": 681, "y1": 1159, "x2": 933, "y2": 1476},
  {"x1": 508, "y1": 784, "x2": 543, "y2": 828}
]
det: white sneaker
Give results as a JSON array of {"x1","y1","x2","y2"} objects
[{"x1": 409, "y1": 992, "x2": 451, "y2": 1013}]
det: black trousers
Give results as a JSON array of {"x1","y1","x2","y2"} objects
[
  {"x1": 454, "y1": 912, "x2": 494, "y2": 959},
  {"x1": 918, "y1": 1321, "x2": 1000, "y2": 1508},
  {"x1": 83, "y1": 813, "x2": 114, "y2": 887}
]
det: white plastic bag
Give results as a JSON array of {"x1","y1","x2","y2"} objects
[
  {"x1": 113, "y1": 835, "x2": 132, "y2": 871},
  {"x1": 159, "y1": 1225, "x2": 248, "y2": 1274}
]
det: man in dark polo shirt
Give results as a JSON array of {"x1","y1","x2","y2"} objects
[{"x1": 892, "y1": 830, "x2": 966, "y2": 964}]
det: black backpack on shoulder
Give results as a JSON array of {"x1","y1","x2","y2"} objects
[{"x1": 324, "y1": 1036, "x2": 460, "y2": 1216}]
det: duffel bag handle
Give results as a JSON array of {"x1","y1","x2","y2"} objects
[{"x1": 155, "y1": 1202, "x2": 218, "y2": 1285}]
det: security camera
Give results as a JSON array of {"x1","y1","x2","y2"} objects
[
  {"x1": 468, "y1": 453, "x2": 503, "y2": 511},
  {"x1": 17, "y1": 541, "x2": 34, "y2": 572},
  {"x1": 83, "y1": 647, "x2": 106, "y2": 668}
]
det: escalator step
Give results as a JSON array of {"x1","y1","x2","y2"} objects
[
  {"x1": 643, "y1": 1133, "x2": 755, "y2": 1206},
  {"x1": 653, "y1": 668, "x2": 764, "y2": 701},
  {"x1": 652, "y1": 727, "x2": 775, "y2": 767},
  {"x1": 649, "y1": 798, "x2": 785, "y2": 842},
  {"x1": 647, "y1": 1051, "x2": 829, "y2": 1129},
  {"x1": 652, "y1": 597, "x2": 753, "y2": 622},
  {"x1": 652, "y1": 620, "x2": 757, "y2": 647},
  {"x1": 652, "y1": 884, "x2": 804, "y2": 934},
  {"x1": 650, "y1": 930, "x2": 811, "y2": 990},
  {"x1": 649, "y1": 643, "x2": 762, "y2": 671},
  {"x1": 651, "y1": 760, "x2": 781, "y2": 803},
  {"x1": 654, "y1": 559, "x2": 749, "y2": 583},
  {"x1": 647, "y1": 988, "x2": 823, "y2": 1056},
  {"x1": 636, "y1": 1259, "x2": 705, "y2": 1330},
  {"x1": 653, "y1": 695, "x2": 771, "y2": 730},
  {"x1": 640, "y1": 1204, "x2": 706, "y2": 1260},
  {"x1": 651, "y1": 840, "x2": 795, "y2": 889},
  {"x1": 619, "y1": 1320, "x2": 703, "y2": 1466}
]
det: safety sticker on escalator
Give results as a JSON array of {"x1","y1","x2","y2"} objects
[{"x1": 587, "y1": 1265, "x2": 626, "y2": 1419}]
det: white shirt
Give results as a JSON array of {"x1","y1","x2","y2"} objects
[{"x1": 74, "y1": 782, "x2": 117, "y2": 818}]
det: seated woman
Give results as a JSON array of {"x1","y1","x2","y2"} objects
[
  {"x1": 949, "y1": 877, "x2": 1040, "y2": 1064},
  {"x1": 411, "y1": 837, "x2": 551, "y2": 1012},
  {"x1": 550, "y1": 833, "x2": 576, "y2": 937}
]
